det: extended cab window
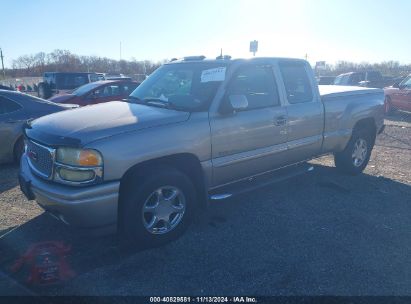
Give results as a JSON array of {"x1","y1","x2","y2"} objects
[
  {"x1": 227, "y1": 65, "x2": 279, "y2": 109},
  {"x1": 279, "y1": 61, "x2": 313, "y2": 104},
  {"x1": 0, "y1": 96, "x2": 22, "y2": 115}
]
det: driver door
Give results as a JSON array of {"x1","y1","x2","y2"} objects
[{"x1": 209, "y1": 64, "x2": 288, "y2": 187}]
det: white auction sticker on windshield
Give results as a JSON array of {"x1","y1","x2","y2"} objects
[{"x1": 201, "y1": 67, "x2": 226, "y2": 83}]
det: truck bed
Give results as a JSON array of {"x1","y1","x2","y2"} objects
[
  {"x1": 318, "y1": 85, "x2": 385, "y2": 154},
  {"x1": 319, "y1": 85, "x2": 383, "y2": 99}
]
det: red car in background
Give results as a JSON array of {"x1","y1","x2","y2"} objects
[
  {"x1": 49, "y1": 80, "x2": 139, "y2": 106},
  {"x1": 384, "y1": 74, "x2": 411, "y2": 114}
]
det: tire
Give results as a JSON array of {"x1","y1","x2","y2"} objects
[
  {"x1": 13, "y1": 137, "x2": 25, "y2": 164},
  {"x1": 38, "y1": 82, "x2": 51, "y2": 99},
  {"x1": 334, "y1": 128, "x2": 374, "y2": 175},
  {"x1": 119, "y1": 167, "x2": 197, "y2": 248}
]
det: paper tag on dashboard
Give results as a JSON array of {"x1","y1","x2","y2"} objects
[{"x1": 201, "y1": 67, "x2": 226, "y2": 83}]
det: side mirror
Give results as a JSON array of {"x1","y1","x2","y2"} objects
[{"x1": 220, "y1": 94, "x2": 249, "y2": 114}]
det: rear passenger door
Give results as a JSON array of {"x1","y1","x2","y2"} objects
[
  {"x1": 278, "y1": 60, "x2": 324, "y2": 164},
  {"x1": 210, "y1": 63, "x2": 288, "y2": 187}
]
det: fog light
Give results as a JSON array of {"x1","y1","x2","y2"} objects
[{"x1": 58, "y1": 168, "x2": 95, "y2": 182}]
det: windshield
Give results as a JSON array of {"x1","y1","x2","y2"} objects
[
  {"x1": 333, "y1": 75, "x2": 344, "y2": 85},
  {"x1": 71, "y1": 82, "x2": 103, "y2": 96},
  {"x1": 129, "y1": 62, "x2": 227, "y2": 111}
]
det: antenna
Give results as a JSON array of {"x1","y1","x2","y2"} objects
[{"x1": 216, "y1": 48, "x2": 224, "y2": 60}]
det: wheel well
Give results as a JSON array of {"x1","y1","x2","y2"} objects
[
  {"x1": 119, "y1": 153, "x2": 208, "y2": 210},
  {"x1": 353, "y1": 118, "x2": 377, "y2": 144}
]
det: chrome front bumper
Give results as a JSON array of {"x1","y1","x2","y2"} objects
[{"x1": 19, "y1": 154, "x2": 120, "y2": 230}]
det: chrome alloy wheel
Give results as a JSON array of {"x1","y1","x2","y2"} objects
[
  {"x1": 352, "y1": 138, "x2": 368, "y2": 167},
  {"x1": 142, "y1": 186, "x2": 186, "y2": 234}
]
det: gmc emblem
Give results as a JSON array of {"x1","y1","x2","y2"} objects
[{"x1": 27, "y1": 149, "x2": 38, "y2": 162}]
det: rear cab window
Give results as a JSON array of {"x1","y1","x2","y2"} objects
[{"x1": 279, "y1": 61, "x2": 313, "y2": 104}]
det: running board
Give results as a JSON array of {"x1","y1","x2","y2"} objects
[{"x1": 209, "y1": 163, "x2": 314, "y2": 200}]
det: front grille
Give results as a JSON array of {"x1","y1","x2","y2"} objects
[{"x1": 26, "y1": 140, "x2": 54, "y2": 178}]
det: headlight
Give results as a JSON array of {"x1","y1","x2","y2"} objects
[
  {"x1": 55, "y1": 147, "x2": 103, "y2": 185},
  {"x1": 56, "y1": 148, "x2": 103, "y2": 167}
]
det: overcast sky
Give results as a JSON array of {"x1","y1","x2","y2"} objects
[{"x1": 1, "y1": 0, "x2": 410, "y2": 67}]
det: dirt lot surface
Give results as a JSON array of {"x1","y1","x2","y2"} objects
[{"x1": 0, "y1": 112, "x2": 410, "y2": 296}]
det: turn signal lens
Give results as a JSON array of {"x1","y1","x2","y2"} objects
[{"x1": 79, "y1": 150, "x2": 102, "y2": 166}]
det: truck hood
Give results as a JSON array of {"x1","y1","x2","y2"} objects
[{"x1": 26, "y1": 101, "x2": 190, "y2": 146}]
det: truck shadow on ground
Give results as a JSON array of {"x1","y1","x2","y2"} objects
[{"x1": 1, "y1": 164, "x2": 411, "y2": 295}]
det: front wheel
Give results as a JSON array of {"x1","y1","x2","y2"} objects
[
  {"x1": 334, "y1": 129, "x2": 374, "y2": 175},
  {"x1": 119, "y1": 167, "x2": 197, "y2": 247}
]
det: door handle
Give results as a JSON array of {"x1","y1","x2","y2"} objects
[{"x1": 274, "y1": 116, "x2": 287, "y2": 126}]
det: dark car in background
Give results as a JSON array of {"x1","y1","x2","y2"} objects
[
  {"x1": 37, "y1": 72, "x2": 100, "y2": 99},
  {"x1": 0, "y1": 90, "x2": 78, "y2": 164},
  {"x1": 316, "y1": 76, "x2": 336, "y2": 85},
  {"x1": 0, "y1": 85, "x2": 14, "y2": 91},
  {"x1": 49, "y1": 80, "x2": 139, "y2": 106},
  {"x1": 384, "y1": 74, "x2": 411, "y2": 114},
  {"x1": 334, "y1": 71, "x2": 386, "y2": 88}
]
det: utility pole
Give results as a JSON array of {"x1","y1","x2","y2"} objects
[{"x1": 0, "y1": 48, "x2": 5, "y2": 80}]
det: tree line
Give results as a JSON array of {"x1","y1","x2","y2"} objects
[
  {"x1": 6, "y1": 49, "x2": 164, "y2": 78},
  {"x1": 315, "y1": 60, "x2": 411, "y2": 77},
  {"x1": 5, "y1": 49, "x2": 411, "y2": 78}
]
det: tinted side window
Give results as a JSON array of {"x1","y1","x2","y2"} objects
[
  {"x1": 279, "y1": 61, "x2": 313, "y2": 104},
  {"x1": 122, "y1": 83, "x2": 138, "y2": 95},
  {"x1": 334, "y1": 75, "x2": 343, "y2": 85},
  {"x1": 102, "y1": 85, "x2": 121, "y2": 96},
  {"x1": 227, "y1": 65, "x2": 279, "y2": 109},
  {"x1": 350, "y1": 73, "x2": 362, "y2": 85},
  {"x1": 0, "y1": 96, "x2": 22, "y2": 115},
  {"x1": 403, "y1": 76, "x2": 411, "y2": 88}
]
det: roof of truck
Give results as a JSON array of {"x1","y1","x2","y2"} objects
[{"x1": 166, "y1": 56, "x2": 308, "y2": 65}]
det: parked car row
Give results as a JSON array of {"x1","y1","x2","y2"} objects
[
  {"x1": 37, "y1": 72, "x2": 138, "y2": 99},
  {"x1": 333, "y1": 71, "x2": 386, "y2": 88}
]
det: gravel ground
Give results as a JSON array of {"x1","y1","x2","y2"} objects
[{"x1": 0, "y1": 112, "x2": 410, "y2": 296}]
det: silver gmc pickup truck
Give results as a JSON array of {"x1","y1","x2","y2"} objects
[{"x1": 19, "y1": 56, "x2": 385, "y2": 245}]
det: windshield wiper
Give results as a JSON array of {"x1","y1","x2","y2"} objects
[
  {"x1": 127, "y1": 96, "x2": 184, "y2": 111},
  {"x1": 143, "y1": 98, "x2": 179, "y2": 110},
  {"x1": 127, "y1": 95, "x2": 142, "y2": 103}
]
